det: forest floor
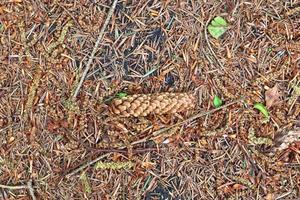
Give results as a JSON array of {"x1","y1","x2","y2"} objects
[{"x1": 0, "y1": 0, "x2": 300, "y2": 199}]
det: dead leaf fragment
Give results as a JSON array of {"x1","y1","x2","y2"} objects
[
  {"x1": 265, "y1": 193, "x2": 274, "y2": 200},
  {"x1": 265, "y1": 84, "x2": 281, "y2": 108},
  {"x1": 232, "y1": 183, "x2": 246, "y2": 190},
  {"x1": 273, "y1": 129, "x2": 300, "y2": 152},
  {"x1": 141, "y1": 161, "x2": 156, "y2": 169}
]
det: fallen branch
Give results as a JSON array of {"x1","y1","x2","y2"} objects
[
  {"x1": 157, "y1": 99, "x2": 242, "y2": 133},
  {"x1": 65, "y1": 153, "x2": 111, "y2": 178},
  {"x1": 131, "y1": 98, "x2": 243, "y2": 145},
  {"x1": 64, "y1": 146, "x2": 160, "y2": 177},
  {"x1": 66, "y1": 100, "x2": 242, "y2": 177},
  {"x1": 85, "y1": 147, "x2": 160, "y2": 154},
  {"x1": 72, "y1": 0, "x2": 119, "y2": 99}
]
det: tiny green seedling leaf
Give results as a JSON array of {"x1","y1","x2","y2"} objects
[
  {"x1": 116, "y1": 92, "x2": 127, "y2": 98},
  {"x1": 208, "y1": 16, "x2": 228, "y2": 39},
  {"x1": 254, "y1": 103, "x2": 269, "y2": 119},
  {"x1": 267, "y1": 47, "x2": 273, "y2": 53},
  {"x1": 213, "y1": 95, "x2": 223, "y2": 108},
  {"x1": 104, "y1": 92, "x2": 127, "y2": 103}
]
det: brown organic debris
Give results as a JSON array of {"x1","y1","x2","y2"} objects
[
  {"x1": 273, "y1": 129, "x2": 300, "y2": 152},
  {"x1": 1, "y1": 0, "x2": 300, "y2": 199},
  {"x1": 265, "y1": 84, "x2": 281, "y2": 108},
  {"x1": 110, "y1": 92, "x2": 196, "y2": 117}
]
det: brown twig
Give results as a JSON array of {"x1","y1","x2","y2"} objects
[
  {"x1": 164, "y1": 99, "x2": 241, "y2": 129},
  {"x1": 85, "y1": 147, "x2": 160, "y2": 154},
  {"x1": 65, "y1": 146, "x2": 160, "y2": 178},
  {"x1": 65, "y1": 153, "x2": 111, "y2": 178},
  {"x1": 72, "y1": 0, "x2": 119, "y2": 99},
  {"x1": 131, "y1": 98, "x2": 243, "y2": 146},
  {"x1": 27, "y1": 180, "x2": 36, "y2": 200},
  {"x1": 0, "y1": 184, "x2": 28, "y2": 190}
]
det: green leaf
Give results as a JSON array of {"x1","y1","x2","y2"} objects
[
  {"x1": 267, "y1": 47, "x2": 273, "y2": 53},
  {"x1": 213, "y1": 95, "x2": 223, "y2": 108},
  {"x1": 208, "y1": 16, "x2": 228, "y2": 39},
  {"x1": 116, "y1": 92, "x2": 127, "y2": 98},
  {"x1": 254, "y1": 103, "x2": 269, "y2": 119}
]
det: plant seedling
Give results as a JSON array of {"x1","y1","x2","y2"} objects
[
  {"x1": 208, "y1": 16, "x2": 229, "y2": 39},
  {"x1": 116, "y1": 92, "x2": 127, "y2": 98},
  {"x1": 213, "y1": 95, "x2": 223, "y2": 108},
  {"x1": 254, "y1": 102, "x2": 269, "y2": 120}
]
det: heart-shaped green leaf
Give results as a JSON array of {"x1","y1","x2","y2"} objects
[{"x1": 208, "y1": 16, "x2": 228, "y2": 39}]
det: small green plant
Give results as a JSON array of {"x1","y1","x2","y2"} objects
[
  {"x1": 213, "y1": 95, "x2": 223, "y2": 108},
  {"x1": 208, "y1": 16, "x2": 228, "y2": 39},
  {"x1": 116, "y1": 92, "x2": 127, "y2": 98},
  {"x1": 267, "y1": 47, "x2": 273, "y2": 53},
  {"x1": 254, "y1": 103, "x2": 269, "y2": 120}
]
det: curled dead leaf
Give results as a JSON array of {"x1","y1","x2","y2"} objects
[{"x1": 265, "y1": 84, "x2": 281, "y2": 108}]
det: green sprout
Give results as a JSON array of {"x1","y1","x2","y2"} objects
[
  {"x1": 213, "y1": 95, "x2": 223, "y2": 108},
  {"x1": 254, "y1": 102, "x2": 269, "y2": 121},
  {"x1": 208, "y1": 16, "x2": 229, "y2": 39},
  {"x1": 116, "y1": 92, "x2": 127, "y2": 98}
]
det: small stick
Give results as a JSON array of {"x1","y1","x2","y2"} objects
[
  {"x1": 178, "y1": 99, "x2": 241, "y2": 126},
  {"x1": 131, "y1": 98, "x2": 243, "y2": 145},
  {"x1": 0, "y1": 184, "x2": 28, "y2": 190},
  {"x1": 27, "y1": 180, "x2": 36, "y2": 200},
  {"x1": 72, "y1": 0, "x2": 119, "y2": 99},
  {"x1": 66, "y1": 153, "x2": 111, "y2": 178},
  {"x1": 85, "y1": 147, "x2": 160, "y2": 154}
]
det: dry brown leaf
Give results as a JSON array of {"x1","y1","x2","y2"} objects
[
  {"x1": 141, "y1": 161, "x2": 156, "y2": 169},
  {"x1": 232, "y1": 183, "x2": 246, "y2": 190},
  {"x1": 265, "y1": 193, "x2": 274, "y2": 200},
  {"x1": 222, "y1": 185, "x2": 233, "y2": 194},
  {"x1": 265, "y1": 84, "x2": 281, "y2": 108}
]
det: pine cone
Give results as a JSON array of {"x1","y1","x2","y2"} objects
[{"x1": 110, "y1": 92, "x2": 196, "y2": 117}]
